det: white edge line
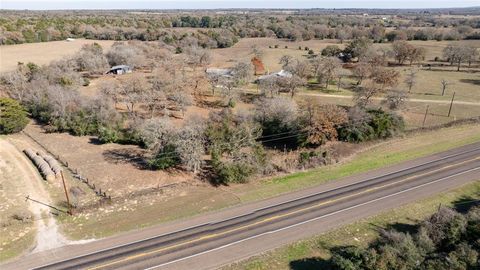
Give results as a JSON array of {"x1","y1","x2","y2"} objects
[{"x1": 146, "y1": 166, "x2": 480, "y2": 270}]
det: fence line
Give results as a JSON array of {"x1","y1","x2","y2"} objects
[{"x1": 21, "y1": 130, "x2": 111, "y2": 201}]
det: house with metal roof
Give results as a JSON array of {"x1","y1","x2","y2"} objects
[{"x1": 106, "y1": 65, "x2": 132, "y2": 75}]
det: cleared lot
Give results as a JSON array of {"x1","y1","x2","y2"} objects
[{"x1": 0, "y1": 39, "x2": 115, "y2": 73}]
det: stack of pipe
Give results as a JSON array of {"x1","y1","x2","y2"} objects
[{"x1": 23, "y1": 149, "x2": 55, "y2": 181}]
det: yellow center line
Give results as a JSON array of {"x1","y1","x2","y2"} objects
[{"x1": 88, "y1": 156, "x2": 480, "y2": 270}]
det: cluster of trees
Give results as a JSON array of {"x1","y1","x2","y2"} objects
[
  {"x1": 443, "y1": 44, "x2": 480, "y2": 71},
  {"x1": 137, "y1": 94, "x2": 404, "y2": 183},
  {"x1": 328, "y1": 206, "x2": 480, "y2": 270},
  {"x1": 0, "y1": 42, "x2": 201, "y2": 139},
  {"x1": 1, "y1": 35, "x2": 410, "y2": 184},
  {"x1": 0, "y1": 97, "x2": 29, "y2": 134},
  {"x1": 1, "y1": 10, "x2": 479, "y2": 45}
]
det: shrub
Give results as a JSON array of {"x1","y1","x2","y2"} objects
[
  {"x1": 211, "y1": 145, "x2": 266, "y2": 184},
  {"x1": 321, "y1": 45, "x2": 342, "y2": 57},
  {"x1": 211, "y1": 156, "x2": 255, "y2": 184},
  {"x1": 147, "y1": 144, "x2": 181, "y2": 170},
  {"x1": 0, "y1": 97, "x2": 29, "y2": 134},
  {"x1": 308, "y1": 49, "x2": 315, "y2": 55},
  {"x1": 97, "y1": 126, "x2": 120, "y2": 143},
  {"x1": 368, "y1": 109, "x2": 405, "y2": 139},
  {"x1": 338, "y1": 108, "x2": 404, "y2": 143}
]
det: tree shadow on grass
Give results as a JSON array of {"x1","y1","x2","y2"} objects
[
  {"x1": 289, "y1": 257, "x2": 331, "y2": 270},
  {"x1": 459, "y1": 79, "x2": 480, "y2": 86},
  {"x1": 369, "y1": 218, "x2": 420, "y2": 235},
  {"x1": 102, "y1": 148, "x2": 148, "y2": 169},
  {"x1": 452, "y1": 194, "x2": 480, "y2": 213},
  {"x1": 385, "y1": 222, "x2": 420, "y2": 235}
]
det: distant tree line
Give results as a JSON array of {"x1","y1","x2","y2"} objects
[{"x1": 1, "y1": 10, "x2": 479, "y2": 45}]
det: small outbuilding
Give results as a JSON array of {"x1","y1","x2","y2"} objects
[
  {"x1": 205, "y1": 68, "x2": 234, "y2": 78},
  {"x1": 257, "y1": 69, "x2": 292, "y2": 81},
  {"x1": 106, "y1": 65, "x2": 132, "y2": 75}
]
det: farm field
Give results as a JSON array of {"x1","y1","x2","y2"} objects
[{"x1": 0, "y1": 39, "x2": 115, "y2": 73}]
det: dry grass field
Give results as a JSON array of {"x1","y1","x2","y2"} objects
[{"x1": 0, "y1": 39, "x2": 115, "y2": 73}]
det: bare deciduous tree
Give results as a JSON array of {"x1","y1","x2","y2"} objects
[
  {"x1": 139, "y1": 117, "x2": 175, "y2": 151},
  {"x1": 106, "y1": 42, "x2": 146, "y2": 69},
  {"x1": 382, "y1": 89, "x2": 408, "y2": 110},
  {"x1": 98, "y1": 80, "x2": 121, "y2": 108},
  {"x1": 440, "y1": 79, "x2": 452, "y2": 96},
  {"x1": 119, "y1": 74, "x2": 149, "y2": 114},
  {"x1": 315, "y1": 57, "x2": 342, "y2": 89},
  {"x1": 254, "y1": 96, "x2": 299, "y2": 128},
  {"x1": 352, "y1": 62, "x2": 371, "y2": 85},
  {"x1": 443, "y1": 44, "x2": 474, "y2": 71},
  {"x1": 74, "y1": 43, "x2": 109, "y2": 74},
  {"x1": 185, "y1": 46, "x2": 212, "y2": 70},
  {"x1": 173, "y1": 117, "x2": 206, "y2": 173},
  {"x1": 279, "y1": 55, "x2": 294, "y2": 69},
  {"x1": 259, "y1": 76, "x2": 280, "y2": 97},
  {"x1": 404, "y1": 69, "x2": 417, "y2": 93}
]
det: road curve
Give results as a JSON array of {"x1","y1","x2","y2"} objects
[{"x1": 4, "y1": 142, "x2": 480, "y2": 270}]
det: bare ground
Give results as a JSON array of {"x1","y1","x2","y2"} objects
[{"x1": 0, "y1": 138, "x2": 66, "y2": 261}]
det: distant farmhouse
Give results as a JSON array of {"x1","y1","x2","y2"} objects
[
  {"x1": 106, "y1": 65, "x2": 132, "y2": 75},
  {"x1": 205, "y1": 68, "x2": 234, "y2": 78},
  {"x1": 257, "y1": 70, "x2": 292, "y2": 81}
]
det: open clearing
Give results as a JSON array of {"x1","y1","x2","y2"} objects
[{"x1": 0, "y1": 39, "x2": 115, "y2": 73}]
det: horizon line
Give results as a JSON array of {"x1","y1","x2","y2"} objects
[{"x1": 2, "y1": 6, "x2": 480, "y2": 11}]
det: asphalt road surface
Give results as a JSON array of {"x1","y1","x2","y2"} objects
[{"x1": 4, "y1": 142, "x2": 480, "y2": 270}]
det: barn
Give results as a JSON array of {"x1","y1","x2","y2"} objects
[{"x1": 106, "y1": 65, "x2": 132, "y2": 75}]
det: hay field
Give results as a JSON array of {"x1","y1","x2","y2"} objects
[{"x1": 0, "y1": 39, "x2": 115, "y2": 73}]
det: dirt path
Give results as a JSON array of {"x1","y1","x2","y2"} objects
[
  {"x1": 300, "y1": 92, "x2": 480, "y2": 106},
  {"x1": 0, "y1": 138, "x2": 67, "y2": 252}
]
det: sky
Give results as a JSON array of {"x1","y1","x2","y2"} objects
[{"x1": 1, "y1": 0, "x2": 479, "y2": 10}]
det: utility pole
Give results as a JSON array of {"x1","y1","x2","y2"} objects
[
  {"x1": 60, "y1": 171, "x2": 72, "y2": 215},
  {"x1": 422, "y1": 105, "x2": 429, "y2": 128},
  {"x1": 448, "y1": 92, "x2": 456, "y2": 117}
]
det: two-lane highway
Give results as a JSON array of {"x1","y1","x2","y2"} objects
[{"x1": 4, "y1": 142, "x2": 480, "y2": 270}]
